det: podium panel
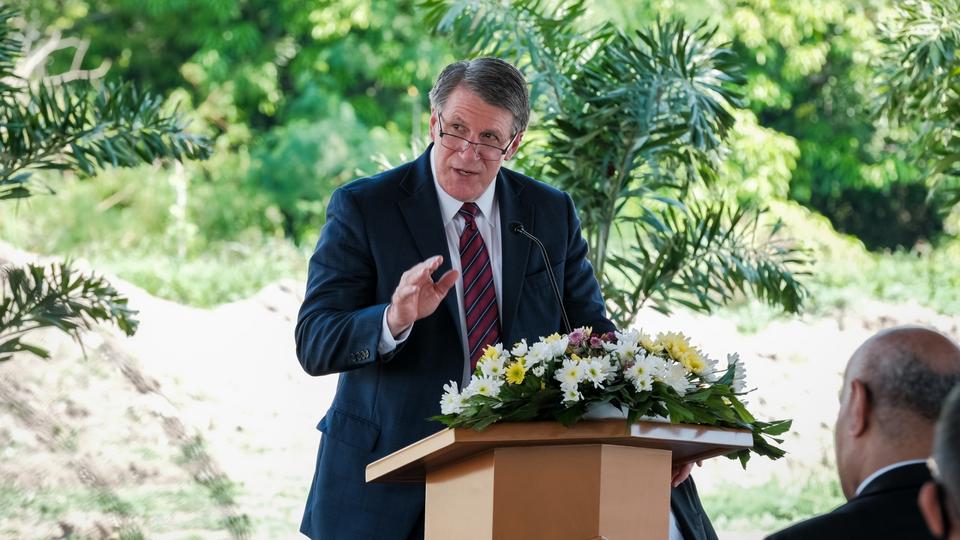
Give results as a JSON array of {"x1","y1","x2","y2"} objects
[{"x1": 369, "y1": 421, "x2": 752, "y2": 540}]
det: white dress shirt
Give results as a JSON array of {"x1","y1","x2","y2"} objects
[{"x1": 378, "y1": 147, "x2": 503, "y2": 386}]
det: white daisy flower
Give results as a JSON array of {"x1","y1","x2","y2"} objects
[
  {"x1": 479, "y1": 354, "x2": 507, "y2": 378},
  {"x1": 661, "y1": 362, "x2": 693, "y2": 396},
  {"x1": 439, "y1": 381, "x2": 464, "y2": 415},
  {"x1": 465, "y1": 375, "x2": 502, "y2": 398},
  {"x1": 632, "y1": 373, "x2": 653, "y2": 392},
  {"x1": 583, "y1": 358, "x2": 607, "y2": 389},
  {"x1": 555, "y1": 358, "x2": 584, "y2": 388},
  {"x1": 511, "y1": 339, "x2": 529, "y2": 357},
  {"x1": 562, "y1": 387, "x2": 582, "y2": 404}
]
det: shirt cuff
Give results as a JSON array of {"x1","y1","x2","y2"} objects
[{"x1": 378, "y1": 306, "x2": 412, "y2": 354}]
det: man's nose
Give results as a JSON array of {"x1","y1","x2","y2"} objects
[{"x1": 459, "y1": 142, "x2": 482, "y2": 161}]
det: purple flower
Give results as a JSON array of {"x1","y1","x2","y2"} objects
[
  {"x1": 568, "y1": 328, "x2": 586, "y2": 346},
  {"x1": 590, "y1": 336, "x2": 603, "y2": 349}
]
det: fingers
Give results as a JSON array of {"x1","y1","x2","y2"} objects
[
  {"x1": 399, "y1": 255, "x2": 444, "y2": 288},
  {"x1": 671, "y1": 461, "x2": 696, "y2": 487},
  {"x1": 389, "y1": 256, "x2": 449, "y2": 331}
]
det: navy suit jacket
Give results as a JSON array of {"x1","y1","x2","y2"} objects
[
  {"x1": 296, "y1": 146, "x2": 715, "y2": 539},
  {"x1": 765, "y1": 463, "x2": 935, "y2": 540}
]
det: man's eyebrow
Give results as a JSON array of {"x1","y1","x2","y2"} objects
[{"x1": 450, "y1": 114, "x2": 505, "y2": 139}]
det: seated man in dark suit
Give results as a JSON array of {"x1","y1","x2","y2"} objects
[
  {"x1": 919, "y1": 384, "x2": 960, "y2": 540},
  {"x1": 296, "y1": 56, "x2": 717, "y2": 540},
  {"x1": 767, "y1": 326, "x2": 960, "y2": 540}
]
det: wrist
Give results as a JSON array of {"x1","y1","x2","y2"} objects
[{"x1": 385, "y1": 304, "x2": 409, "y2": 338}]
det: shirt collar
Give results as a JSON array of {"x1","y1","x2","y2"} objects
[
  {"x1": 855, "y1": 459, "x2": 927, "y2": 497},
  {"x1": 430, "y1": 145, "x2": 498, "y2": 226}
]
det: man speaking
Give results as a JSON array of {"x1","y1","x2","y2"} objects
[{"x1": 295, "y1": 57, "x2": 714, "y2": 540}]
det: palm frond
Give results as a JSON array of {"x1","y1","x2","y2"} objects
[
  {"x1": 603, "y1": 203, "x2": 809, "y2": 328},
  {"x1": 0, "y1": 262, "x2": 139, "y2": 362},
  {"x1": 0, "y1": 3, "x2": 20, "y2": 91},
  {"x1": 0, "y1": 81, "x2": 212, "y2": 199}
]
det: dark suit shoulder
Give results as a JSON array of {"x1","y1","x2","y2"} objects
[
  {"x1": 766, "y1": 511, "x2": 854, "y2": 540},
  {"x1": 500, "y1": 166, "x2": 569, "y2": 201},
  {"x1": 765, "y1": 481, "x2": 936, "y2": 540}
]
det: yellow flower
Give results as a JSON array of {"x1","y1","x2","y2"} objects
[
  {"x1": 540, "y1": 380, "x2": 546, "y2": 390},
  {"x1": 481, "y1": 345, "x2": 500, "y2": 361},
  {"x1": 677, "y1": 349, "x2": 706, "y2": 374},
  {"x1": 658, "y1": 331, "x2": 692, "y2": 360},
  {"x1": 639, "y1": 332, "x2": 664, "y2": 354},
  {"x1": 571, "y1": 353, "x2": 582, "y2": 362},
  {"x1": 544, "y1": 333, "x2": 562, "y2": 343},
  {"x1": 505, "y1": 362, "x2": 527, "y2": 385}
]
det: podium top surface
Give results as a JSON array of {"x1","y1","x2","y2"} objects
[{"x1": 366, "y1": 419, "x2": 753, "y2": 483}]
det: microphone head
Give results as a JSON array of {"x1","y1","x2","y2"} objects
[{"x1": 509, "y1": 221, "x2": 524, "y2": 234}]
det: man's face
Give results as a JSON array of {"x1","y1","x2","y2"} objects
[{"x1": 429, "y1": 85, "x2": 523, "y2": 202}]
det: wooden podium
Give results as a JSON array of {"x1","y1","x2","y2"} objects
[{"x1": 367, "y1": 420, "x2": 752, "y2": 540}]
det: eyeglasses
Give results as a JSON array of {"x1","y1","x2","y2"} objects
[
  {"x1": 437, "y1": 112, "x2": 518, "y2": 161},
  {"x1": 928, "y1": 456, "x2": 958, "y2": 535}
]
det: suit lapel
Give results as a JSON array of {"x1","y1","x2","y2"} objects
[
  {"x1": 398, "y1": 146, "x2": 461, "y2": 349},
  {"x1": 497, "y1": 170, "x2": 533, "y2": 344}
]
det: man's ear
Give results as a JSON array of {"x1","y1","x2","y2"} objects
[
  {"x1": 428, "y1": 110, "x2": 439, "y2": 143},
  {"x1": 848, "y1": 379, "x2": 871, "y2": 437},
  {"x1": 918, "y1": 481, "x2": 946, "y2": 537},
  {"x1": 504, "y1": 130, "x2": 524, "y2": 161}
]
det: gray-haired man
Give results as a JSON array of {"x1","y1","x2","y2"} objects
[{"x1": 296, "y1": 57, "x2": 716, "y2": 540}]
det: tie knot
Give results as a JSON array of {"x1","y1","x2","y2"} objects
[{"x1": 458, "y1": 202, "x2": 481, "y2": 221}]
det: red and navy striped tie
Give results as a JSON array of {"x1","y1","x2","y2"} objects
[{"x1": 458, "y1": 203, "x2": 500, "y2": 370}]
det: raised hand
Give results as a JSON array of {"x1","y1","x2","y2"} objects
[{"x1": 386, "y1": 256, "x2": 459, "y2": 337}]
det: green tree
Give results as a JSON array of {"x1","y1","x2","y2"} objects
[
  {"x1": 420, "y1": 0, "x2": 808, "y2": 327},
  {"x1": 20, "y1": 0, "x2": 454, "y2": 242},
  {"x1": 876, "y1": 0, "x2": 960, "y2": 211},
  {"x1": 0, "y1": 4, "x2": 211, "y2": 362}
]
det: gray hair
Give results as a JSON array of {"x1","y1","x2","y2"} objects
[
  {"x1": 871, "y1": 358, "x2": 960, "y2": 421},
  {"x1": 934, "y1": 384, "x2": 960, "y2": 518},
  {"x1": 428, "y1": 57, "x2": 530, "y2": 135}
]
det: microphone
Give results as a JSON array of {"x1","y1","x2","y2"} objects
[{"x1": 510, "y1": 221, "x2": 572, "y2": 334}]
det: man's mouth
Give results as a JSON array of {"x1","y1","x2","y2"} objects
[{"x1": 453, "y1": 168, "x2": 479, "y2": 177}]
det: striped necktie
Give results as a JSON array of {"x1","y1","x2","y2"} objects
[{"x1": 458, "y1": 203, "x2": 501, "y2": 370}]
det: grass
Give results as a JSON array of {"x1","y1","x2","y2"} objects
[
  {"x1": 702, "y1": 472, "x2": 845, "y2": 532},
  {"x1": 0, "y1": 484, "x2": 227, "y2": 536}
]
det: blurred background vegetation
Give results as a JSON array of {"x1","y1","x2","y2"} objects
[
  {"x1": 1, "y1": 0, "x2": 959, "y2": 532},
  {"x1": 3, "y1": 0, "x2": 957, "y2": 311}
]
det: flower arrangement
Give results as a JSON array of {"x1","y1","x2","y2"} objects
[{"x1": 432, "y1": 327, "x2": 790, "y2": 466}]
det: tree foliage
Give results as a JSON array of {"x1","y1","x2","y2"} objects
[
  {"x1": 0, "y1": 4, "x2": 211, "y2": 362},
  {"x1": 876, "y1": 0, "x2": 960, "y2": 210},
  {"x1": 19, "y1": 0, "x2": 454, "y2": 242},
  {"x1": 421, "y1": 0, "x2": 809, "y2": 327}
]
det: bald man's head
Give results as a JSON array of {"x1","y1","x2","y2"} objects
[
  {"x1": 834, "y1": 326, "x2": 960, "y2": 499},
  {"x1": 849, "y1": 327, "x2": 960, "y2": 436}
]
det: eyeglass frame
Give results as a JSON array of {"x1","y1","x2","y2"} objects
[
  {"x1": 928, "y1": 455, "x2": 959, "y2": 535},
  {"x1": 436, "y1": 111, "x2": 520, "y2": 162}
]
